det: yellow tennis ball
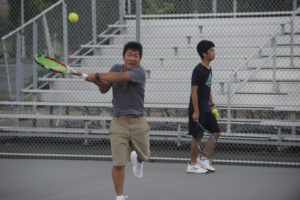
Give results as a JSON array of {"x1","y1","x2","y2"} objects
[
  {"x1": 212, "y1": 108, "x2": 220, "y2": 117},
  {"x1": 68, "y1": 12, "x2": 79, "y2": 23}
]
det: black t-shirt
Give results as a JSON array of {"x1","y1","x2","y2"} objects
[{"x1": 188, "y1": 63, "x2": 212, "y2": 114}]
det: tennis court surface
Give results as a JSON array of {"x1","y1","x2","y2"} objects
[{"x1": 1, "y1": 159, "x2": 299, "y2": 200}]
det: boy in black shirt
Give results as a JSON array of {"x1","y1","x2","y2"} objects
[{"x1": 186, "y1": 40, "x2": 221, "y2": 174}]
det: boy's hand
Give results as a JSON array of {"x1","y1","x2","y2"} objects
[
  {"x1": 86, "y1": 73, "x2": 96, "y2": 82},
  {"x1": 192, "y1": 111, "x2": 199, "y2": 122}
]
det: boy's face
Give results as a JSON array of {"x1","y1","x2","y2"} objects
[
  {"x1": 204, "y1": 47, "x2": 215, "y2": 61},
  {"x1": 123, "y1": 49, "x2": 141, "y2": 71}
]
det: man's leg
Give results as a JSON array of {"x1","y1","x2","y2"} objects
[
  {"x1": 112, "y1": 165, "x2": 125, "y2": 196},
  {"x1": 109, "y1": 118, "x2": 131, "y2": 198},
  {"x1": 190, "y1": 137, "x2": 200, "y2": 164},
  {"x1": 130, "y1": 117, "x2": 150, "y2": 178},
  {"x1": 198, "y1": 129, "x2": 221, "y2": 172},
  {"x1": 186, "y1": 136, "x2": 207, "y2": 174}
]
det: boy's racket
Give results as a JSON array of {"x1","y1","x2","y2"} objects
[
  {"x1": 196, "y1": 121, "x2": 217, "y2": 158},
  {"x1": 34, "y1": 55, "x2": 87, "y2": 78}
]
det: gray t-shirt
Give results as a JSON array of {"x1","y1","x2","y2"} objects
[{"x1": 109, "y1": 64, "x2": 146, "y2": 117}]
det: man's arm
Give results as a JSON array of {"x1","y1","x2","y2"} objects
[
  {"x1": 94, "y1": 80, "x2": 112, "y2": 94},
  {"x1": 86, "y1": 72, "x2": 131, "y2": 83},
  {"x1": 209, "y1": 91, "x2": 216, "y2": 109},
  {"x1": 86, "y1": 72, "x2": 132, "y2": 93},
  {"x1": 191, "y1": 85, "x2": 199, "y2": 122}
]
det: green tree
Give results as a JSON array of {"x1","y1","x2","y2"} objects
[{"x1": 5, "y1": 0, "x2": 58, "y2": 36}]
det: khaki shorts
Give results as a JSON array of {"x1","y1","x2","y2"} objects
[{"x1": 109, "y1": 117, "x2": 150, "y2": 166}]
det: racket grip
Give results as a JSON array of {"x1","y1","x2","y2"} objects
[{"x1": 82, "y1": 73, "x2": 88, "y2": 78}]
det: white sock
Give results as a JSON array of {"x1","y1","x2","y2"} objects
[
  {"x1": 200, "y1": 155, "x2": 207, "y2": 160},
  {"x1": 116, "y1": 195, "x2": 124, "y2": 200},
  {"x1": 137, "y1": 161, "x2": 143, "y2": 167}
]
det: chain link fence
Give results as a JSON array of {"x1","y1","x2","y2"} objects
[{"x1": 1, "y1": 0, "x2": 300, "y2": 167}]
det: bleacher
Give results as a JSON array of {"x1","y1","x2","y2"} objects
[{"x1": 1, "y1": 14, "x2": 299, "y2": 148}]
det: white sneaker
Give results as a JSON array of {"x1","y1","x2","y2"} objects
[
  {"x1": 131, "y1": 151, "x2": 143, "y2": 178},
  {"x1": 197, "y1": 158, "x2": 215, "y2": 172},
  {"x1": 115, "y1": 195, "x2": 128, "y2": 200},
  {"x1": 186, "y1": 163, "x2": 208, "y2": 174}
]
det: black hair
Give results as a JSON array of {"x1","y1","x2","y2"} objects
[
  {"x1": 197, "y1": 40, "x2": 215, "y2": 59},
  {"x1": 123, "y1": 41, "x2": 143, "y2": 58}
]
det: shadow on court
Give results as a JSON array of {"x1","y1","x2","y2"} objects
[{"x1": 0, "y1": 159, "x2": 299, "y2": 200}]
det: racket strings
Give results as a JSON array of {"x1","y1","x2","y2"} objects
[
  {"x1": 35, "y1": 55, "x2": 68, "y2": 73},
  {"x1": 196, "y1": 121, "x2": 217, "y2": 157}
]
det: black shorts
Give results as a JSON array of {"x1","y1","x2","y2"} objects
[{"x1": 188, "y1": 112, "x2": 220, "y2": 138}]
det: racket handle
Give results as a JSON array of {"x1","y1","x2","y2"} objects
[{"x1": 82, "y1": 73, "x2": 88, "y2": 78}]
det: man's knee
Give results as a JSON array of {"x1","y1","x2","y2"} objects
[{"x1": 113, "y1": 165, "x2": 125, "y2": 170}]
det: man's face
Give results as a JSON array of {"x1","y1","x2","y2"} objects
[
  {"x1": 204, "y1": 47, "x2": 215, "y2": 61},
  {"x1": 123, "y1": 49, "x2": 141, "y2": 71}
]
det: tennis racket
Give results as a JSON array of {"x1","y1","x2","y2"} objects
[
  {"x1": 34, "y1": 55, "x2": 87, "y2": 78},
  {"x1": 196, "y1": 121, "x2": 217, "y2": 158}
]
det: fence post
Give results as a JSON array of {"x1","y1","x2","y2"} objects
[
  {"x1": 92, "y1": 0, "x2": 97, "y2": 45},
  {"x1": 136, "y1": 0, "x2": 142, "y2": 43},
  {"x1": 43, "y1": 15, "x2": 54, "y2": 58},
  {"x1": 15, "y1": 32, "x2": 23, "y2": 126},
  {"x1": 127, "y1": 0, "x2": 131, "y2": 14},
  {"x1": 233, "y1": 0, "x2": 237, "y2": 17},
  {"x1": 2, "y1": 41, "x2": 12, "y2": 100},
  {"x1": 290, "y1": 0, "x2": 297, "y2": 68},
  {"x1": 62, "y1": 0, "x2": 68, "y2": 64},
  {"x1": 212, "y1": 0, "x2": 217, "y2": 14},
  {"x1": 271, "y1": 37, "x2": 278, "y2": 93},
  {"x1": 226, "y1": 82, "x2": 232, "y2": 133},
  {"x1": 32, "y1": 21, "x2": 38, "y2": 127},
  {"x1": 119, "y1": 0, "x2": 125, "y2": 24},
  {"x1": 16, "y1": 32, "x2": 24, "y2": 102},
  {"x1": 21, "y1": 0, "x2": 26, "y2": 58}
]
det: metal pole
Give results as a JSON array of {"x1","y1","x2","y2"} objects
[
  {"x1": 226, "y1": 83, "x2": 232, "y2": 133},
  {"x1": 21, "y1": 0, "x2": 25, "y2": 57},
  {"x1": 15, "y1": 32, "x2": 23, "y2": 126},
  {"x1": 290, "y1": 1, "x2": 296, "y2": 68},
  {"x1": 293, "y1": 0, "x2": 297, "y2": 11},
  {"x1": 212, "y1": 0, "x2": 217, "y2": 14},
  {"x1": 43, "y1": 15, "x2": 54, "y2": 58},
  {"x1": 2, "y1": 41, "x2": 12, "y2": 100},
  {"x1": 33, "y1": 22, "x2": 38, "y2": 93},
  {"x1": 62, "y1": 0, "x2": 68, "y2": 64},
  {"x1": 128, "y1": 0, "x2": 131, "y2": 15},
  {"x1": 233, "y1": 0, "x2": 237, "y2": 18},
  {"x1": 119, "y1": 0, "x2": 125, "y2": 24},
  {"x1": 16, "y1": 32, "x2": 23, "y2": 102},
  {"x1": 32, "y1": 21, "x2": 38, "y2": 127},
  {"x1": 92, "y1": 0, "x2": 97, "y2": 45},
  {"x1": 136, "y1": 0, "x2": 142, "y2": 42},
  {"x1": 271, "y1": 37, "x2": 277, "y2": 93}
]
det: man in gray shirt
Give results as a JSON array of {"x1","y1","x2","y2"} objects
[{"x1": 86, "y1": 42, "x2": 150, "y2": 200}]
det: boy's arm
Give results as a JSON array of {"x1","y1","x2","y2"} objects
[
  {"x1": 191, "y1": 85, "x2": 199, "y2": 122},
  {"x1": 209, "y1": 91, "x2": 216, "y2": 109}
]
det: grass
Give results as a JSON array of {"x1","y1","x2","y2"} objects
[{"x1": 0, "y1": 93, "x2": 10, "y2": 101}]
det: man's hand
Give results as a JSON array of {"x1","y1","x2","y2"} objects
[
  {"x1": 85, "y1": 73, "x2": 96, "y2": 82},
  {"x1": 192, "y1": 111, "x2": 199, "y2": 122}
]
